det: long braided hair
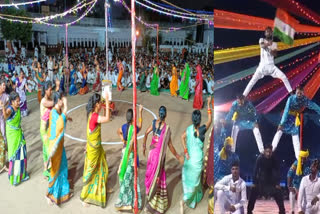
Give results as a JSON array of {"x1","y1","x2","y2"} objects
[
  {"x1": 125, "y1": 109, "x2": 133, "y2": 141},
  {"x1": 86, "y1": 93, "x2": 101, "y2": 119},
  {"x1": 155, "y1": 106, "x2": 166, "y2": 135}
]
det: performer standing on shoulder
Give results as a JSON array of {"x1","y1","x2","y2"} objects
[
  {"x1": 272, "y1": 87, "x2": 320, "y2": 159},
  {"x1": 222, "y1": 95, "x2": 264, "y2": 154},
  {"x1": 243, "y1": 26, "x2": 292, "y2": 97}
]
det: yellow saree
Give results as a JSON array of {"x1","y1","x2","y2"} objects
[{"x1": 80, "y1": 113, "x2": 108, "y2": 207}]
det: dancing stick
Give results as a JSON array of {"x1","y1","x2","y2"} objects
[{"x1": 131, "y1": 0, "x2": 138, "y2": 213}]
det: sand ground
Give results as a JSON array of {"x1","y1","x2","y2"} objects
[{"x1": 0, "y1": 89, "x2": 211, "y2": 214}]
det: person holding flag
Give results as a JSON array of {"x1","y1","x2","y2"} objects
[{"x1": 242, "y1": 22, "x2": 293, "y2": 97}]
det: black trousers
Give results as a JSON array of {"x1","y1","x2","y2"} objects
[{"x1": 247, "y1": 186, "x2": 285, "y2": 214}]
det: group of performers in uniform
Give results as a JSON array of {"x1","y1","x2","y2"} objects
[
  {"x1": 214, "y1": 27, "x2": 320, "y2": 214},
  {"x1": 0, "y1": 65, "x2": 214, "y2": 214}
]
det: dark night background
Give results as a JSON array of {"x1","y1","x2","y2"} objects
[{"x1": 214, "y1": 0, "x2": 320, "y2": 183}]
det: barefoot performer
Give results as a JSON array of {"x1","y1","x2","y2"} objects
[
  {"x1": 80, "y1": 92, "x2": 111, "y2": 207},
  {"x1": 117, "y1": 58, "x2": 125, "y2": 91},
  {"x1": 40, "y1": 81, "x2": 54, "y2": 177},
  {"x1": 2, "y1": 91, "x2": 29, "y2": 185},
  {"x1": 181, "y1": 96, "x2": 212, "y2": 211},
  {"x1": 115, "y1": 105, "x2": 144, "y2": 212},
  {"x1": 272, "y1": 87, "x2": 320, "y2": 159},
  {"x1": 170, "y1": 63, "x2": 178, "y2": 97},
  {"x1": 143, "y1": 106, "x2": 184, "y2": 214},
  {"x1": 243, "y1": 26, "x2": 292, "y2": 97},
  {"x1": 46, "y1": 91, "x2": 72, "y2": 205},
  {"x1": 0, "y1": 79, "x2": 9, "y2": 174},
  {"x1": 193, "y1": 64, "x2": 203, "y2": 110}
]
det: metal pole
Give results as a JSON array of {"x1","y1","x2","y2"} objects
[
  {"x1": 105, "y1": 0, "x2": 109, "y2": 76},
  {"x1": 131, "y1": 0, "x2": 138, "y2": 213},
  {"x1": 65, "y1": 24, "x2": 69, "y2": 93}
]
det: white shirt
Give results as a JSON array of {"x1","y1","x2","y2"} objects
[
  {"x1": 21, "y1": 47, "x2": 26, "y2": 56},
  {"x1": 189, "y1": 79, "x2": 196, "y2": 93},
  {"x1": 34, "y1": 47, "x2": 38, "y2": 57},
  {"x1": 215, "y1": 174, "x2": 247, "y2": 210},
  {"x1": 207, "y1": 79, "x2": 214, "y2": 94},
  {"x1": 47, "y1": 60, "x2": 53, "y2": 71},
  {"x1": 298, "y1": 175, "x2": 320, "y2": 212},
  {"x1": 259, "y1": 38, "x2": 277, "y2": 66}
]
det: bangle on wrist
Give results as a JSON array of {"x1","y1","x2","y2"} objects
[{"x1": 184, "y1": 148, "x2": 188, "y2": 154}]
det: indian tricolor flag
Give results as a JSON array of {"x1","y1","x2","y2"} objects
[{"x1": 273, "y1": 9, "x2": 297, "y2": 45}]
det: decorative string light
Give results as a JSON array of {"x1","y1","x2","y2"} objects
[
  {"x1": 155, "y1": 1, "x2": 213, "y2": 15},
  {"x1": 121, "y1": 0, "x2": 211, "y2": 33},
  {"x1": 140, "y1": 0, "x2": 212, "y2": 18},
  {"x1": 0, "y1": 0, "x2": 97, "y2": 27},
  {"x1": 135, "y1": 0, "x2": 208, "y2": 21},
  {"x1": 35, "y1": 0, "x2": 96, "y2": 22},
  {"x1": 215, "y1": 37, "x2": 320, "y2": 65},
  {"x1": 0, "y1": 0, "x2": 45, "y2": 7},
  {"x1": 214, "y1": 9, "x2": 320, "y2": 33}
]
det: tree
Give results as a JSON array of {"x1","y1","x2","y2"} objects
[{"x1": 0, "y1": 6, "x2": 32, "y2": 44}]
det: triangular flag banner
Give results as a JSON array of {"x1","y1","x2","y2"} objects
[{"x1": 273, "y1": 8, "x2": 297, "y2": 45}]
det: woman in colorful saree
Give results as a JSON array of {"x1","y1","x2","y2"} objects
[
  {"x1": 92, "y1": 57, "x2": 102, "y2": 92},
  {"x1": 115, "y1": 105, "x2": 143, "y2": 212},
  {"x1": 33, "y1": 60, "x2": 44, "y2": 103},
  {"x1": 180, "y1": 96, "x2": 212, "y2": 213},
  {"x1": 79, "y1": 62, "x2": 89, "y2": 95},
  {"x1": 80, "y1": 92, "x2": 111, "y2": 208},
  {"x1": 117, "y1": 58, "x2": 125, "y2": 91},
  {"x1": 92, "y1": 66, "x2": 101, "y2": 92},
  {"x1": 139, "y1": 59, "x2": 147, "y2": 93},
  {"x1": 179, "y1": 63, "x2": 191, "y2": 100},
  {"x1": 0, "y1": 79, "x2": 9, "y2": 174},
  {"x1": 46, "y1": 91, "x2": 72, "y2": 205},
  {"x1": 193, "y1": 64, "x2": 203, "y2": 110},
  {"x1": 40, "y1": 81, "x2": 54, "y2": 178},
  {"x1": 143, "y1": 106, "x2": 184, "y2": 214},
  {"x1": 150, "y1": 64, "x2": 160, "y2": 96},
  {"x1": 69, "y1": 64, "x2": 78, "y2": 96},
  {"x1": 1, "y1": 91, "x2": 29, "y2": 185},
  {"x1": 15, "y1": 71, "x2": 31, "y2": 117},
  {"x1": 170, "y1": 63, "x2": 178, "y2": 97}
]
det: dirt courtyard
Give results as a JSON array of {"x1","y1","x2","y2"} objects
[{"x1": 0, "y1": 89, "x2": 211, "y2": 214}]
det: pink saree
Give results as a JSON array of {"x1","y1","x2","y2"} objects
[{"x1": 145, "y1": 124, "x2": 171, "y2": 214}]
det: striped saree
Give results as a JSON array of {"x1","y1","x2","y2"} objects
[{"x1": 145, "y1": 124, "x2": 171, "y2": 214}]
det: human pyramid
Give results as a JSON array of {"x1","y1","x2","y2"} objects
[
  {"x1": 214, "y1": 27, "x2": 320, "y2": 214},
  {"x1": 0, "y1": 45, "x2": 214, "y2": 214}
]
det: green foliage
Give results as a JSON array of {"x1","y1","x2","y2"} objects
[{"x1": 0, "y1": 6, "x2": 32, "y2": 43}]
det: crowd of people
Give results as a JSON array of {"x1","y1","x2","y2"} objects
[
  {"x1": 1, "y1": 44, "x2": 214, "y2": 115},
  {"x1": 0, "y1": 44, "x2": 214, "y2": 214},
  {"x1": 214, "y1": 27, "x2": 320, "y2": 214}
]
